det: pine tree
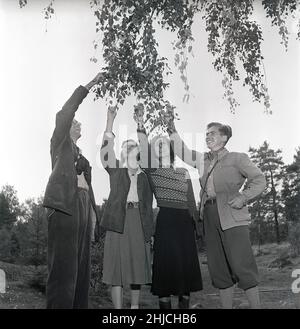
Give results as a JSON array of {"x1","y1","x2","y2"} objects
[
  {"x1": 0, "y1": 185, "x2": 21, "y2": 229},
  {"x1": 0, "y1": 228, "x2": 12, "y2": 262},
  {"x1": 0, "y1": 193, "x2": 14, "y2": 230},
  {"x1": 282, "y1": 147, "x2": 300, "y2": 223},
  {"x1": 25, "y1": 198, "x2": 48, "y2": 266},
  {"x1": 248, "y1": 141, "x2": 285, "y2": 244}
]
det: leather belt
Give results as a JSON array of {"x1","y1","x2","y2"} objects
[
  {"x1": 204, "y1": 198, "x2": 217, "y2": 206},
  {"x1": 127, "y1": 201, "x2": 139, "y2": 209}
]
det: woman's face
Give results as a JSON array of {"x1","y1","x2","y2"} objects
[
  {"x1": 126, "y1": 147, "x2": 140, "y2": 170},
  {"x1": 121, "y1": 140, "x2": 140, "y2": 169},
  {"x1": 153, "y1": 137, "x2": 170, "y2": 161}
]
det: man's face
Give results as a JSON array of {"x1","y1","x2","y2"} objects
[
  {"x1": 206, "y1": 126, "x2": 227, "y2": 151},
  {"x1": 70, "y1": 119, "x2": 81, "y2": 140}
]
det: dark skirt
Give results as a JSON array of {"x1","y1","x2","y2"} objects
[{"x1": 151, "y1": 207, "x2": 203, "y2": 297}]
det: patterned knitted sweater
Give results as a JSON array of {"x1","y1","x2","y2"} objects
[
  {"x1": 136, "y1": 128, "x2": 200, "y2": 235},
  {"x1": 146, "y1": 167, "x2": 189, "y2": 209}
]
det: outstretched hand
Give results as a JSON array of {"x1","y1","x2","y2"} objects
[
  {"x1": 133, "y1": 103, "x2": 145, "y2": 130},
  {"x1": 165, "y1": 105, "x2": 176, "y2": 133},
  {"x1": 84, "y1": 72, "x2": 106, "y2": 91},
  {"x1": 93, "y1": 72, "x2": 106, "y2": 84},
  {"x1": 107, "y1": 105, "x2": 118, "y2": 121},
  {"x1": 105, "y1": 105, "x2": 117, "y2": 133}
]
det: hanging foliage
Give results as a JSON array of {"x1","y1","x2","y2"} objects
[{"x1": 18, "y1": 0, "x2": 300, "y2": 130}]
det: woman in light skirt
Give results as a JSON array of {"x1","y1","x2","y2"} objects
[{"x1": 100, "y1": 107, "x2": 154, "y2": 309}]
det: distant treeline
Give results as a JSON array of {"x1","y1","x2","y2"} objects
[{"x1": 0, "y1": 141, "x2": 300, "y2": 266}]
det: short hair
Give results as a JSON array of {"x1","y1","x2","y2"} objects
[
  {"x1": 150, "y1": 135, "x2": 175, "y2": 166},
  {"x1": 121, "y1": 139, "x2": 140, "y2": 164},
  {"x1": 207, "y1": 122, "x2": 232, "y2": 144}
]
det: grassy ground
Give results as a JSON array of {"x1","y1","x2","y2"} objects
[{"x1": 1, "y1": 243, "x2": 300, "y2": 309}]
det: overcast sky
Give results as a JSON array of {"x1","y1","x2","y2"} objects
[{"x1": 0, "y1": 0, "x2": 299, "y2": 205}]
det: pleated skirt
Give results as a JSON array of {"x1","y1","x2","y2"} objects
[
  {"x1": 151, "y1": 207, "x2": 203, "y2": 297},
  {"x1": 102, "y1": 208, "x2": 152, "y2": 286}
]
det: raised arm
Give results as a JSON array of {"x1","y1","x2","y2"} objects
[
  {"x1": 100, "y1": 106, "x2": 119, "y2": 173},
  {"x1": 51, "y1": 72, "x2": 104, "y2": 151},
  {"x1": 134, "y1": 106, "x2": 152, "y2": 170},
  {"x1": 167, "y1": 121, "x2": 204, "y2": 176}
]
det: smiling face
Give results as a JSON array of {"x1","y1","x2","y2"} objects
[
  {"x1": 126, "y1": 147, "x2": 140, "y2": 170},
  {"x1": 70, "y1": 119, "x2": 82, "y2": 141},
  {"x1": 121, "y1": 140, "x2": 140, "y2": 170},
  {"x1": 206, "y1": 125, "x2": 228, "y2": 151}
]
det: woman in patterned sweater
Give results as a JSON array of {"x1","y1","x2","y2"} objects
[{"x1": 134, "y1": 112, "x2": 203, "y2": 309}]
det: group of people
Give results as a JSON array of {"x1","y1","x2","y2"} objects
[{"x1": 43, "y1": 73, "x2": 266, "y2": 309}]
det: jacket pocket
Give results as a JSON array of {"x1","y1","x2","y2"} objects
[{"x1": 230, "y1": 205, "x2": 250, "y2": 222}]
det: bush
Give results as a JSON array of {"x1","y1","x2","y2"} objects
[
  {"x1": 90, "y1": 234, "x2": 107, "y2": 296},
  {"x1": 0, "y1": 260, "x2": 47, "y2": 294},
  {"x1": 250, "y1": 221, "x2": 288, "y2": 246},
  {"x1": 24, "y1": 236, "x2": 107, "y2": 296},
  {"x1": 288, "y1": 222, "x2": 300, "y2": 256},
  {"x1": 25, "y1": 266, "x2": 47, "y2": 294},
  {"x1": 1, "y1": 233, "x2": 108, "y2": 298},
  {"x1": 0, "y1": 229, "x2": 13, "y2": 262},
  {"x1": 0, "y1": 261, "x2": 24, "y2": 281}
]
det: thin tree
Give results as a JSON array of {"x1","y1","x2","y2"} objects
[
  {"x1": 249, "y1": 141, "x2": 285, "y2": 244},
  {"x1": 282, "y1": 147, "x2": 300, "y2": 223}
]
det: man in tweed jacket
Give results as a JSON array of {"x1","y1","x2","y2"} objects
[{"x1": 168, "y1": 121, "x2": 266, "y2": 309}]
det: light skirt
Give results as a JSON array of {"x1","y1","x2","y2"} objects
[{"x1": 102, "y1": 208, "x2": 152, "y2": 286}]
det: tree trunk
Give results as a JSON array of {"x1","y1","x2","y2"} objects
[
  {"x1": 257, "y1": 206, "x2": 262, "y2": 252},
  {"x1": 269, "y1": 168, "x2": 280, "y2": 244},
  {"x1": 274, "y1": 207, "x2": 280, "y2": 244},
  {"x1": 271, "y1": 188, "x2": 280, "y2": 244}
]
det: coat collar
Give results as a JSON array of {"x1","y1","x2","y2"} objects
[
  {"x1": 207, "y1": 147, "x2": 229, "y2": 161},
  {"x1": 124, "y1": 165, "x2": 143, "y2": 176}
]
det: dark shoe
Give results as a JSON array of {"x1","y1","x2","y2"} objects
[
  {"x1": 159, "y1": 300, "x2": 172, "y2": 309},
  {"x1": 178, "y1": 296, "x2": 190, "y2": 309}
]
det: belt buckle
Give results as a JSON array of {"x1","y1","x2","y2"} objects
[
  {"x1": 127, "y1": 202, "x2": 134, "y2": 209},
  {"x1": 206, "y1": 198, "x2": 216, "y2": 206}
]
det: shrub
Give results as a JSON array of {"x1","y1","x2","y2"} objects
[
  {"x1": 0, "y1": 261, "x2": 24, "y2": 281},
  {"x1": 25, "y1": 266, "x2": 47, "y2": 294},
  {"x1": 288, "y1": 222, "x2": 300, "y2": 256},
  {"x1": 90, "y1": 233, "x2": 107, "y2": 296},
  {"x1": 24, "y1": 236, "x2": 107, "y2": 296},
  {"x1": 0, "y1": 229, "x2": 13, "y2": 262}
]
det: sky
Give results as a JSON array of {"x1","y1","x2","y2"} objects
[{"x1": 0, "y1": 0, "x2": 299, "y2": 205}]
